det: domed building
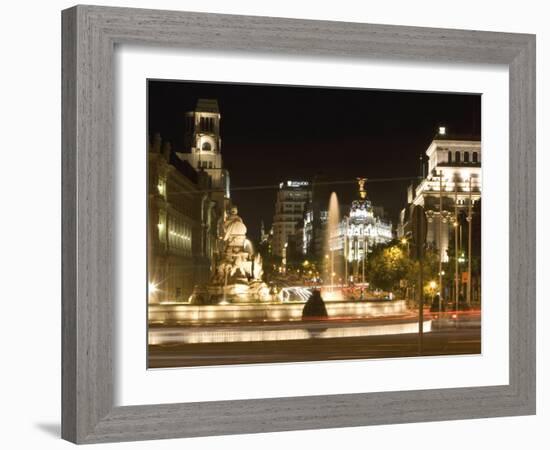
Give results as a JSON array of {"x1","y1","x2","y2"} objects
[{"x1": 329, "y1": 178, "x2": 393, "y2": 283}]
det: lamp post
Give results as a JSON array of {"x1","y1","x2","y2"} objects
[
  {"x1": 454, "y1": 180, "x2": 459, "y2": 314},
  {"x1": 438, "y1": 172, "x2": 443, "y2": 313},
  {"x1": 344, "y1": 217, "x2": 349, "y2": 285},
  {"x1": 431, "y1": 169, "x2": 445, "y2": 313},
  {"x1": 429, "y1": 280, "x2": 437, "y2": 307},
  {"x1": 361, "y1": 236, "x2": 366, "y2": 285},
  {"x1": 467, "y1": 177, "x2": 473, "y2": 306}
]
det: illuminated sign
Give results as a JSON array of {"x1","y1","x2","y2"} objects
[{"x1": 286, "y1": 180, "x2": 309, "y2": 187}]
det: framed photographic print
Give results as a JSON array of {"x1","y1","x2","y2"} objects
[
  {"x1": 146, "y1": 81, "x2": 482, "y2": 368},
  {"x1": 62, "y1": 5, "x2": 536, "y2": 444}
]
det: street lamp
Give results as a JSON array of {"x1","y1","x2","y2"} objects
[
  {"x1": 430, "y1": 168, "x2": 446, "y2": 314},
  {"x1": 466, "y1": 177, "x2": 473, "y2": 306},
  {"x1": 148, "y1": 281, "x2": 159, "y2": 303},
  {"x1": 148, "y1": 281, "x2": 158, "y2": 294}
]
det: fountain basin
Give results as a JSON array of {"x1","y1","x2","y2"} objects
[
  {"x1": 149, "y1": 317, "x2": 430, "y2": 345},
  {"x1": 149, "y1": 299, "x2": 407, "y2": 325}
]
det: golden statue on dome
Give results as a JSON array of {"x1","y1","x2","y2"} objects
[{"x1": 356, "y1": 177, "x2": 367, "y2": 200}]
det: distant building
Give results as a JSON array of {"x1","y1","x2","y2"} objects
[
  {"x1": 291, "y1": 177, "x2": 393, "y2": 282},
  {"x1": 177, "y1": 98, "x2": 231, "y2": 214},
  {"x1": 148, "y1": 134, "x2": 220, "y2": 303},
  {"x1": 327, "y1": 179, "x2": 393, "y2": 282},
  {"x1": 271, "y1": 180, "x2": 312, "y2": 257},
  {"x1": 398, "y1": 128, "x2": 481, "y2": 263},
  {"x1": 301, "y1": 175, "x2": 333, "y2": 261}
]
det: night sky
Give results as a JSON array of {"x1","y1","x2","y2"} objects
[{"x1": 148, "y1": 80, "x2": 481, "y2": 241}]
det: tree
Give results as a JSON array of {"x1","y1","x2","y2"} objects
[{"x1": 367, "y1": 243, "x2": 412, "y2": 293}]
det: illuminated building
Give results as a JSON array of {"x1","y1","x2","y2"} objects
[
  {"x1": 148, "y1": 134, "x2": 220, "y2": 303},
  {"x1": 328, "y1": 179, "x2": 393, "y2": 281},
  {"x1": 398, "y1": 127, "x2": 482, "y2": 303},
  {"x1": 272, "y1": 180, "x2": 312, "y2": 257},
  {"x1": 176, "y1": 98, "x2": 231, "y2": 213},
  {"x1": 398, "y1": 128, "x2": 481, "y2": 262},
  {"x1": 296, "y1": 178, "x2": 392, "y2": 280}
]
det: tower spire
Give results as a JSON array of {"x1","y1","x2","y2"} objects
[{"x1": 356, "y1": 177, "x2": 367, "y2": 200}]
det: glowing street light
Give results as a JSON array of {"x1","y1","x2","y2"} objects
[{"x1": 148, "y1": 282, "x2": 158, "y2": 294}]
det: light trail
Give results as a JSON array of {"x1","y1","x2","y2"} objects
[{"x1": 149, "y1": 320, "x2": 433, "y2": 345}]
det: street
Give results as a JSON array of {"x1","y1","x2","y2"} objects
[{"x1": 148, "y1": 316, "x2": 480, "y2": 368}]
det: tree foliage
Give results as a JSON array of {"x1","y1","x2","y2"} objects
[
  {"x1": 367, "y1": 242, "x2": 412, "y2": 292},
  {"x1": 366, "y1": 241, "x2": 440, "y2": 295}
]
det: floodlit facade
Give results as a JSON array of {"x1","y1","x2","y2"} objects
[
  {"x1": 328, "y1": 179, "x2": 393, "y2": 281},
  {"x1": 177, "y1": 98, "x2": 231, "y2": 213},
  {"x1": 272, "y1": 181, "x2": 312, "y2": 257},
  {"x1": 398, "y1": 128, "x2": 482, "y2": 263},
  {"x1": 148, "y1": 134, "x2": 220, "y2": 303}
]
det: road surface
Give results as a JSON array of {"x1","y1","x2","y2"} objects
[{"x1": 148, "y1": 318, "x2": 480, "y2": 368}]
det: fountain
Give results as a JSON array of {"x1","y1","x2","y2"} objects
[
  {"x1": 151, "y1": 183, "x2": 409, "y2": 325},
  {"x1": 189, "y1": 206, "x2": 270, "y2": 304},
  {"x1": 323, "y1": 192, "x2": 344, "y2": 301}
]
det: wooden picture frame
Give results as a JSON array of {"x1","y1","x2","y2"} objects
[{"x1": 62, "y1": 5, "x2": 536, "y2": 444}]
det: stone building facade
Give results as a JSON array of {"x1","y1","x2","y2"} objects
[
  {"x1": 148, "y1": 134, "x2": 220, "y2": 303},
  {"x1": 398, "y1": 129, "x2": 481, "y2": 262},
  {"x1": 398, "y1": 128, "x2": 482, "y2": 302}
]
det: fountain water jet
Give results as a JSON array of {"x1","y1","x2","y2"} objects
[{"x1": 324, "y1": 192, "x2": 343, "y2": 300}]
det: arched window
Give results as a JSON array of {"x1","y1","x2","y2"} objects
[
  {"x1": 464, "y1": 151, "x2": 470, "y2": 163},
  {"x1": 202, "y1": 142, "x2": 211, "y2": 151},
  {"x1": 473, "y1": 152, "x2": 478, "y2": 163},
  {"x1": 448, "y1": 151, "x2": 452, "y2": 163},
  {"x1": 455, "y1": 151, "x2": 461, "y2": 163}
]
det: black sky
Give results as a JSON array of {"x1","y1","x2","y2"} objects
[{"x1": 148, "y1": 80, "x2": 481, "y2": 241}]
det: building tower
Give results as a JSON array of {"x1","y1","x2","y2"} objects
[
  {"x1": 272, "y1": 181, "x2": 312, "y2": 257},
  {"x1": 177, "y1": 98, "x2": 230, "y2": 211}
]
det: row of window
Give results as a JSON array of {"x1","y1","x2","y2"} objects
[
  {"x1": 282, "y1": 205, "x2": 303, "y2": 212},
  {"x1": 198, "y1": 160, "x2": 214, "y2": 169},
  {"x1": 167, "y1": 218, "x2": 193, "y2": 255},
  {"x1": 447, "y1": 150, "x2": 479, "y2": 163},
  {"x1": 199, "y1": 116, "x2": 216, "y2": 132},
  {"x1": 184, "y1": 116, "x2": 217, "y2": 133}
]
